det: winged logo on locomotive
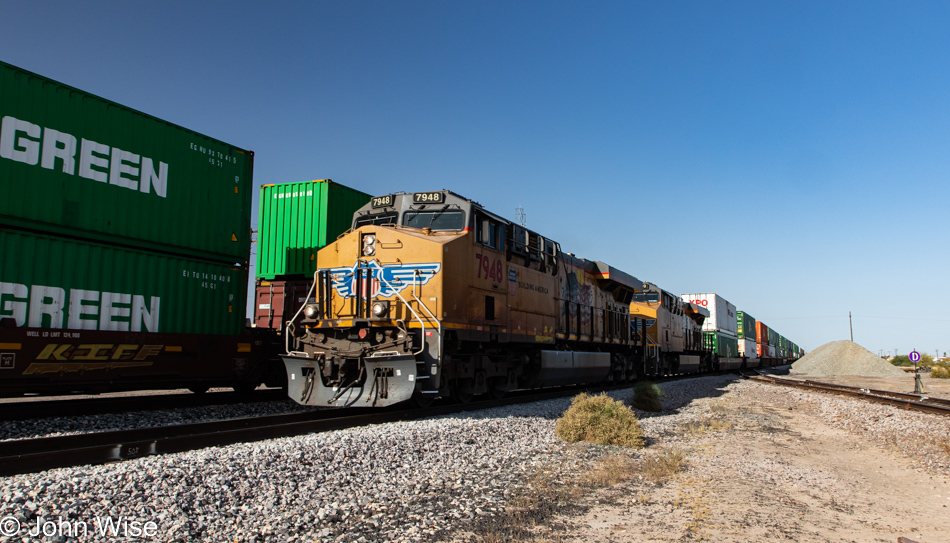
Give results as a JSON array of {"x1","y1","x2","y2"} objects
[{"x1": 325, "y1": 261, "x2": 442, "y2": 299}]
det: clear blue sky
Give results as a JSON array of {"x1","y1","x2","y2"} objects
[{"x1": 4, "y1": 1, "x2": 948, "y2": 356}]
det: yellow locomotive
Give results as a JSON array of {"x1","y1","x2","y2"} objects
[
  {"x1": 281, "y1": 190, "x2": 643, "y2": 407},
  {"x1": 629, "y1": 282, "x2": 709, "y2": 375}
]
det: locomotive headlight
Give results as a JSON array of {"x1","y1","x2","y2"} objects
[
  {"x1": 303, "y1": 303, "x2": 320, "y2": 319},
  {"x1": 371, "y1": 300, "x2": 389, "y2": 318},
  {"x1": 362, "y1": 234, "x2": 376, "y2": 256}
]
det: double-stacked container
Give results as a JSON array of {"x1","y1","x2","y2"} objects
[
  {"x1": 755, "y1": 321, "x2": 770, "y2": 359},
  {"x1": 256, "y1": 180, "x2": 371, "y2": 280},
  {"x1": 253, "y1": 180, "x2": 371, "y2": 330},
  {"x1": 681, "y1": 293, "x2": 742, "y2": 368},
  {"x1": 0, "y1": 60, "x2": 262, "y2": 395},
  {"x1": 736, "y1": 311, "x2": 758, "y2": 365}
]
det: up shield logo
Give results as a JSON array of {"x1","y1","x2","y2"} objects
[{"x1": 325, "y1": 261, "x2": 441, "y2": 299}]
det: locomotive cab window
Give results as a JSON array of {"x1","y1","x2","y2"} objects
[
  {"x1": 475, "y1": 213, "x2": 506, "y2": 251},
  {"x1": 354, "y1": 211, "x2": 398, "y2": 228},
  {"x1": 402, "y1": 210, "x2": 466, "y2": 231},
  {"x1": 633, "y1": 292, "x2": 660, "y2": 303}
]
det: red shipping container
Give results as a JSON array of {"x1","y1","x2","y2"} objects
[
  {"x1": 755, "y1": 321, "x2": 770, "y2": 346},
  {"x1": 254, "y1": 278, "x2": 314, "y2": 331}
]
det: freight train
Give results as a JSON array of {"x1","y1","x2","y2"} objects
[
  {"x1": 0, "y1": 60, "x2": 802, "y2": 400},
  {"x1": 0, "y1": 62, "x2": 374, "y2": 397},
  {"x1": 280, "y1": 190, "x2": 803, "y2": 408}
]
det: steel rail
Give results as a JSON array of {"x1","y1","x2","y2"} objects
[
  {"x1": 1, "y1": 369, "x2": 758, "y2": 476},
  {"x1": 749, "y1": 374, "x2": 950, "y2": 416},
  {"x1": 0, "y1": 389, "x2": 288, "y2": 422},
  {"x1": 795, "y1": 379, "x2": 950, "y2": 407},
  {"x1": 0, "y1": 382, "x2": 639, "y2": 477}
]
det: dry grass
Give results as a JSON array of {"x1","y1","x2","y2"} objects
[
  {"x1": 931, "y1": 366, "x2": 950, "y2": 379},
  {"x1": 683, "y1": 416, "x2": 733, "y2": 436},
  {"x1": 469, "y1": 468, "x2": 578, "y2": 542},
  {"x1": 642, "y1": 449, "x2": 686, "y2": 485},
  {"x1": 631, "y1": 381, "x2": 665, "y2": 412},
  {"x1": 555, "y1": 393, "x2": 645, "y2": 448},
  {"x1": 582, "y1": 453, "x2": 640, "y2": 487},
  {"x1": 468, "y1": 452, "x2": 652, "y2": 542}
]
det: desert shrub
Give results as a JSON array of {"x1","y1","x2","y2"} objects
[
  {"x1": 931, "y1": 366, "x2": 950, "y2": 379},
  {"x1": 891, "y1": 353, "x2": 935, "y2": 367},
  {"x1": 555, "y1": 392, "x2": 645, "y2": 448},
  {"x1": 642, "y1": 449, "x2": 685, "y2": 485},
  {"x1": 631, "y1": 381, "x2": 665, "y2": 412}
]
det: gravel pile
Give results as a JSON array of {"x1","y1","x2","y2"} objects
[
  {"x1": 791, "y1": 340, "x2": 905, "y2": 377},
  {"x1": 0, "y1": 375, "x2": 740, "y2": 543},
  {"x1": 0, "y1": 400, "x2": 310, "y2": 442}
]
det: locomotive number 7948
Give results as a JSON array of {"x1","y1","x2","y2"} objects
[{"x1": 475, "y1": 253, "x2": 503, "y2": 282}]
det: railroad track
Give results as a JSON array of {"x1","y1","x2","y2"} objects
[
  {"x1": 747, "y1": 373, "x2": 950, "y2": 416},
  {"x1": 0, "y1": 382, "x2": 641, "y2": 477},
  {"x1": 1, "y1": 369, "x2": 753, "y2": 476},
  {"x1": 0, "y1": 388, "x2": 289, "y2": 421}
]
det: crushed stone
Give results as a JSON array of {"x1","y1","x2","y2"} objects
[{"x1": 790, "y1": 340, "x2": 905, "y2": 377}]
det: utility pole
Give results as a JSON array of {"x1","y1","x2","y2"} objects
[{"x1": 849, "y1": 312, "x2": 853, "y2": 342}]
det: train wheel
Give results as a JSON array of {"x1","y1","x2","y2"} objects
[
  {"x1": 412, "y1": 387, "x2": 436, "y2": 408},
  {"x1": 488, "y1": 377, "x2": 507, "y2": 400},
  {"x1": 452, "y1": 379, "x2": 475, "y2": 404}
]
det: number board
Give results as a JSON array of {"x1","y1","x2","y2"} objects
[
  {"x1": 413, "y1": 192, "x2": 444, "y2": 204},
  {"x1": 372, "y1": 194, "x2": 394, "y2": 208}
]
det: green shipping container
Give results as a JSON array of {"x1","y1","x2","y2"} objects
[
  {"x1": 703, "y1": 331, "x2": 739, "y2": 357},
  {"x1": 0, "y1": 228, "x2": 246, "y2": 335},
  {"x1": 736, "y1": 311, "x2": 756, "y2": 341},
  {"x1": 256, "y1": 180, "x2": 371, "y2": 279},
  {"x1": 0, "y1": 61, "x2": 253, "y2": 263},
  {"x1": 768, "y1": 328, "x2": 779, "y2": 346}
]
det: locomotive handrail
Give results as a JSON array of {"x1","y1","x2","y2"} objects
[
  {"x1": 284, "y1": 270, "x2": 321, "y2": 356},
  {"x1": 411, "y1": 269, "x2": 442, "y2": 359},
  {"x1": 373, "y1": 268, "x2": 429, "y2": 356}
]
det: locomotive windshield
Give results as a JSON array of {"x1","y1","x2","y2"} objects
[
  {"x1": 354, "y1": 211, "x2": 398, "y2": 228},
  {"x1": 633, "y1": 292, "x2": 660, "y2": 303},
  {"x1": 402, "y1": 210, "x2": 466, "y2": 231}
]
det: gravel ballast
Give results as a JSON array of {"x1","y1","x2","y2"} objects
[
  {"x1": 2, "y1": 374, "x2": 947, "y2": 542},
  {"x1": 0, "y1": 401, "x2": 311, "y2": 442},
  {"x1": 0, "y1": 376, "x2": 739, "y2": 543},
  {"x1": 791, "y1": 340, "x2": 905, "y2": 377}
]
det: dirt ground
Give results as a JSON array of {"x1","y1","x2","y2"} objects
[{"x1": 460, "y1": 381, "x2": 950, "y2": 543}]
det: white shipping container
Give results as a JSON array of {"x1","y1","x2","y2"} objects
[
  {"x1": 738, "y1": 337, "x2": 757, "y2": 358},
  {"x1": 680, "y1": 293, "x2": 738, "y2": 335},
  {"x1": 768, "y1": 345, "x2": 776, "y2": 358}
]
